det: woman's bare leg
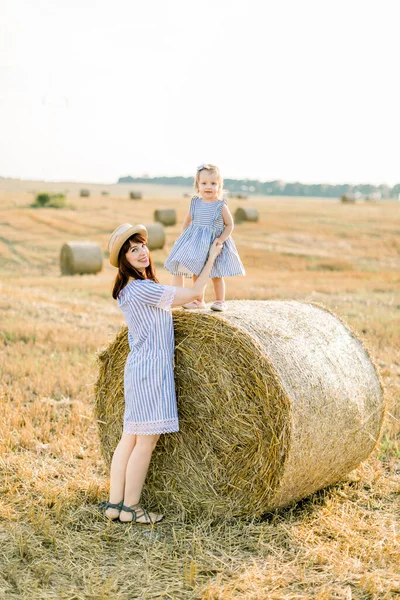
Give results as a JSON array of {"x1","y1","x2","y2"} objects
[
  {"x1": 119, "y1": 434, "x2": 161, "y2": 522},
  {"x1": 106, "y1": 433, "x2": 137, "y2": 519}
]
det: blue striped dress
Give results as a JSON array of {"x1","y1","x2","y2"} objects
[
  {"x1": 117, "y1": 279, "x2": 179, "y2": 435},
  {"x1": 164, "y1": 196, "x2": 245, "y2": 279}
]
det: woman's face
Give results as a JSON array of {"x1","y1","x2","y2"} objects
[{"x1": 125, "y1": 240, "x2": 150, "y2": 272}]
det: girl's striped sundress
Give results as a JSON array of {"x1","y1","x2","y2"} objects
[
  {"x1": 117, "y1": 279, "x2": 179, "y2": 435},
  {"x1": 164, "y1": 196, "x2": 245, "y2": 279}
]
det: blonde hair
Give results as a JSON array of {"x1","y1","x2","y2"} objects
[{"x1": 194, "y1": 164, "x2": 223, "y2": 197}]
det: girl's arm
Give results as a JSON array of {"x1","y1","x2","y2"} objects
[
  {"x1": 215, "y1": 205, "x2": 234, "y2": 244},
  {"x1": 182, "y1": 212, "x2": 192, "y2": 231},
  {"x1": 171, "y1": 240, "x2": 223, "y2": 307}
]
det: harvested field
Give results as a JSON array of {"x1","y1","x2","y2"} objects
[{"x1": 0, "y1": 181, "x2": 399, "y2": 599}]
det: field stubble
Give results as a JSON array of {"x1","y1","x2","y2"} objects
[{"x1": 0, "y1": 187, "x2": 399, "y2": 599}]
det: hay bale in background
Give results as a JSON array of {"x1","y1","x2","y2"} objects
[
  {"x1": 95, "y1": 301, "x2": 384, "y2": 520},
  {"x1": 144, "y1": 222, "x2": 165, "y2": 250},
  {"x1": 235, "y1": 207, "x2": 259, "y2": 223},
  {"x1": 129, "y1": 191, "x2": 142, "y2": 200},
  {"x1": 154, "y1": 208, "x2": 177, "y2": 226},
  {"x1": 340, "y1": 194, "x2": 359, "y2": 204},
  {"x1": 80, "y1": 189, "x2": 90, "y2": 197},
  {"x1": 365, "y1": 192, "x2": 381, "y2": 202},
  {"x1": 60, "y1": 241, "x2": 103, "y2": 275}
]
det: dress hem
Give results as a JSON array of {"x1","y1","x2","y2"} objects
[
  {"x1": 165, "y1": 263, "x2": 245, "y2": 279},
  {"x1": 123, "y1": 418, "x2": 179, "y2": 435}
]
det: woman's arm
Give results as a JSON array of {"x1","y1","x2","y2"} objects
[
  {"x1": 171, "y1": 240, "x2": 223, "y2": 307},
  {"x1": 215, "y1": 205, "x2": 234, "y2": 244}
]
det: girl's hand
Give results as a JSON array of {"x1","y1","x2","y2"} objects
[{"x1": 209, "y1": 239, "x2": 223, "y2": 260}]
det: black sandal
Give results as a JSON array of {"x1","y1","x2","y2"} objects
[
  {"x1": 99, "y1": 499, "x2": 124, "y2": 520},
  {"x1": 119, "y1": 503, "x2": 164, "y2": 524}
]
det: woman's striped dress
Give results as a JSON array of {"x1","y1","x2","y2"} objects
[
  {"x1": 117, "y1": 279, "x2": 179, "y2": 435},
  {"x1": 164, "y1": 196, "x2": 245, "y2": 279}
]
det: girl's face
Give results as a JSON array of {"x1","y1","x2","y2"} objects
[
  {"x1": 198, "y1": 170, "x2": 220, "y2": 201},
  {"x1": 125, "y1": 240, "x2": 149, "y2": 272}
]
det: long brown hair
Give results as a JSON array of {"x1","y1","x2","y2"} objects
[{"x1": 112, "y1": 233, "x2": 159, "y2": 299}]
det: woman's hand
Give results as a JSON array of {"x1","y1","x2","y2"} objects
[
  {"x1": 208, "y1": 239, "x2": 223, "y2": 260},
  {"x1": 214, "y1": 237, "x2": 226, "y2": 245},
  {"x1": 172, "y1": 240, "x2": 223, "y2": 307}
]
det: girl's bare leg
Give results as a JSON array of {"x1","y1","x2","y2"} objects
[
  {"x1": 183, "y1": 275, "x2": 206, "y2": 308},
  {"x1": 192, "y1": 274, "x2": 206, "y2": 303},
  {"x1": 106, "y1": 433, "x2": 137, "y2": 519},
  {"x1": 212, "y1": 277, "x2": 225, "y2": 302},
  {"x1": 171, "y1": 275, "x2": 184, "y2": 287}
]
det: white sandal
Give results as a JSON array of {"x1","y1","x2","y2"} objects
[
  {"x1": 210, "y1": 301, "x2": 227, "y2": 312},
  {"x1": 183, "y1": 300, "x2": 207, "y2": 310}
]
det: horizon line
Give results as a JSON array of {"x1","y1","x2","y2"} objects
[{"x1": 1, "y1": 174, "x2": 398, "y2": 188}]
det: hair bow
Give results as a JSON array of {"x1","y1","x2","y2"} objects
[{"x1": 197, "y1": 164, "x2": 205, "y2": 171}]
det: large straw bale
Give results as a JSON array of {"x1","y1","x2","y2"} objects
[
  {"x1": 95, "y1": 300, "x2": 384, "y2": 520},
  {"x1": 60, "y1": 241, "x2": 103, "y2": 275},
  {"x1": 129, "y1": 191, "x2": 142, "y2": 200},
  {"x1": 80, "y1": 189, "x2": 90, "y2": 197},
  {"x1": 154, "y1": 208, "x2": 177, "y2": 226},
  {"x1": 234, "y1": 207, "x2": 259, "y2": 223},
  {"x1": 145, "y1": 222, "x2": 165, "y2": 250}
]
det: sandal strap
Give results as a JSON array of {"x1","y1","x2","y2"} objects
[
  {"x1": 99, "y1": 500, "x2": 124, "y2": 511},
  {"x1": 121, "y1": 504, "x2": 153, "y2": 523}
]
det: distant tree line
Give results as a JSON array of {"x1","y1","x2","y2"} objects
[{"x1": 118, "y1": 175, "x2": 400, "y2": 199}]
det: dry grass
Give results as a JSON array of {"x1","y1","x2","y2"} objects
[{"x1": 0, "y1": 183, "x2": 399, "y2": 598}]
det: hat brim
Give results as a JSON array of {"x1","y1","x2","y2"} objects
[{"x1": 109, "y1": 224, "x2": 148, "y2": 267}]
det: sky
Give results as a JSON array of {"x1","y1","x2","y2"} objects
[{"x1": 0, "y1": 0, "x2": 399, "y2": 186}]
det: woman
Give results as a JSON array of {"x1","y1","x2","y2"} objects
[{"x1": 101, "y1": 223, "x2": 223, "y2": 524}]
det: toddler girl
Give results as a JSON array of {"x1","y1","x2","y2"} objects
[{"x1": 164, "y1": 164, "x2": 245, "y2": 311}]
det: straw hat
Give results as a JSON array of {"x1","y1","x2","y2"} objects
[{"x1": 108, "y1": 223, "x2": 147, "y2": 267}]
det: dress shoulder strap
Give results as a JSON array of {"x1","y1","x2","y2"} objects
[
  {"x1": 212, "y1": 199, "x2": 225, "y2": 225},
  {"x1": 189, "y1": 195, "x2": 199, "y2": 217}
]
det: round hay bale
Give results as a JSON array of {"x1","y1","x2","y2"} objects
[
  {"x1": 94, "y1": 301, "x2": 384, "y2": 520},
  {"x1": 145, "y1": 222, "x2": 165, "y2": 250},
  {"x1": 154, "y1": 208, "x2": 177, "y2": 226},
  {"x1": 341, "y1": 193, "x2": 363, "y2": 204},
  {"x1": 60, "y1": 241, "x2": 103, "y2": 275},
  {"x1": 80, "y1": 189, "x2": 90, "y2": 197},
  {"x1": 129, "y1": 191, "x2": 142, "y2": 200},
  {"x1": 234, "y1": 207, "x2": 259, "y2": 223},
  {"x1": 365, "y1": 192, "x2": 381, "y2": 202}
]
